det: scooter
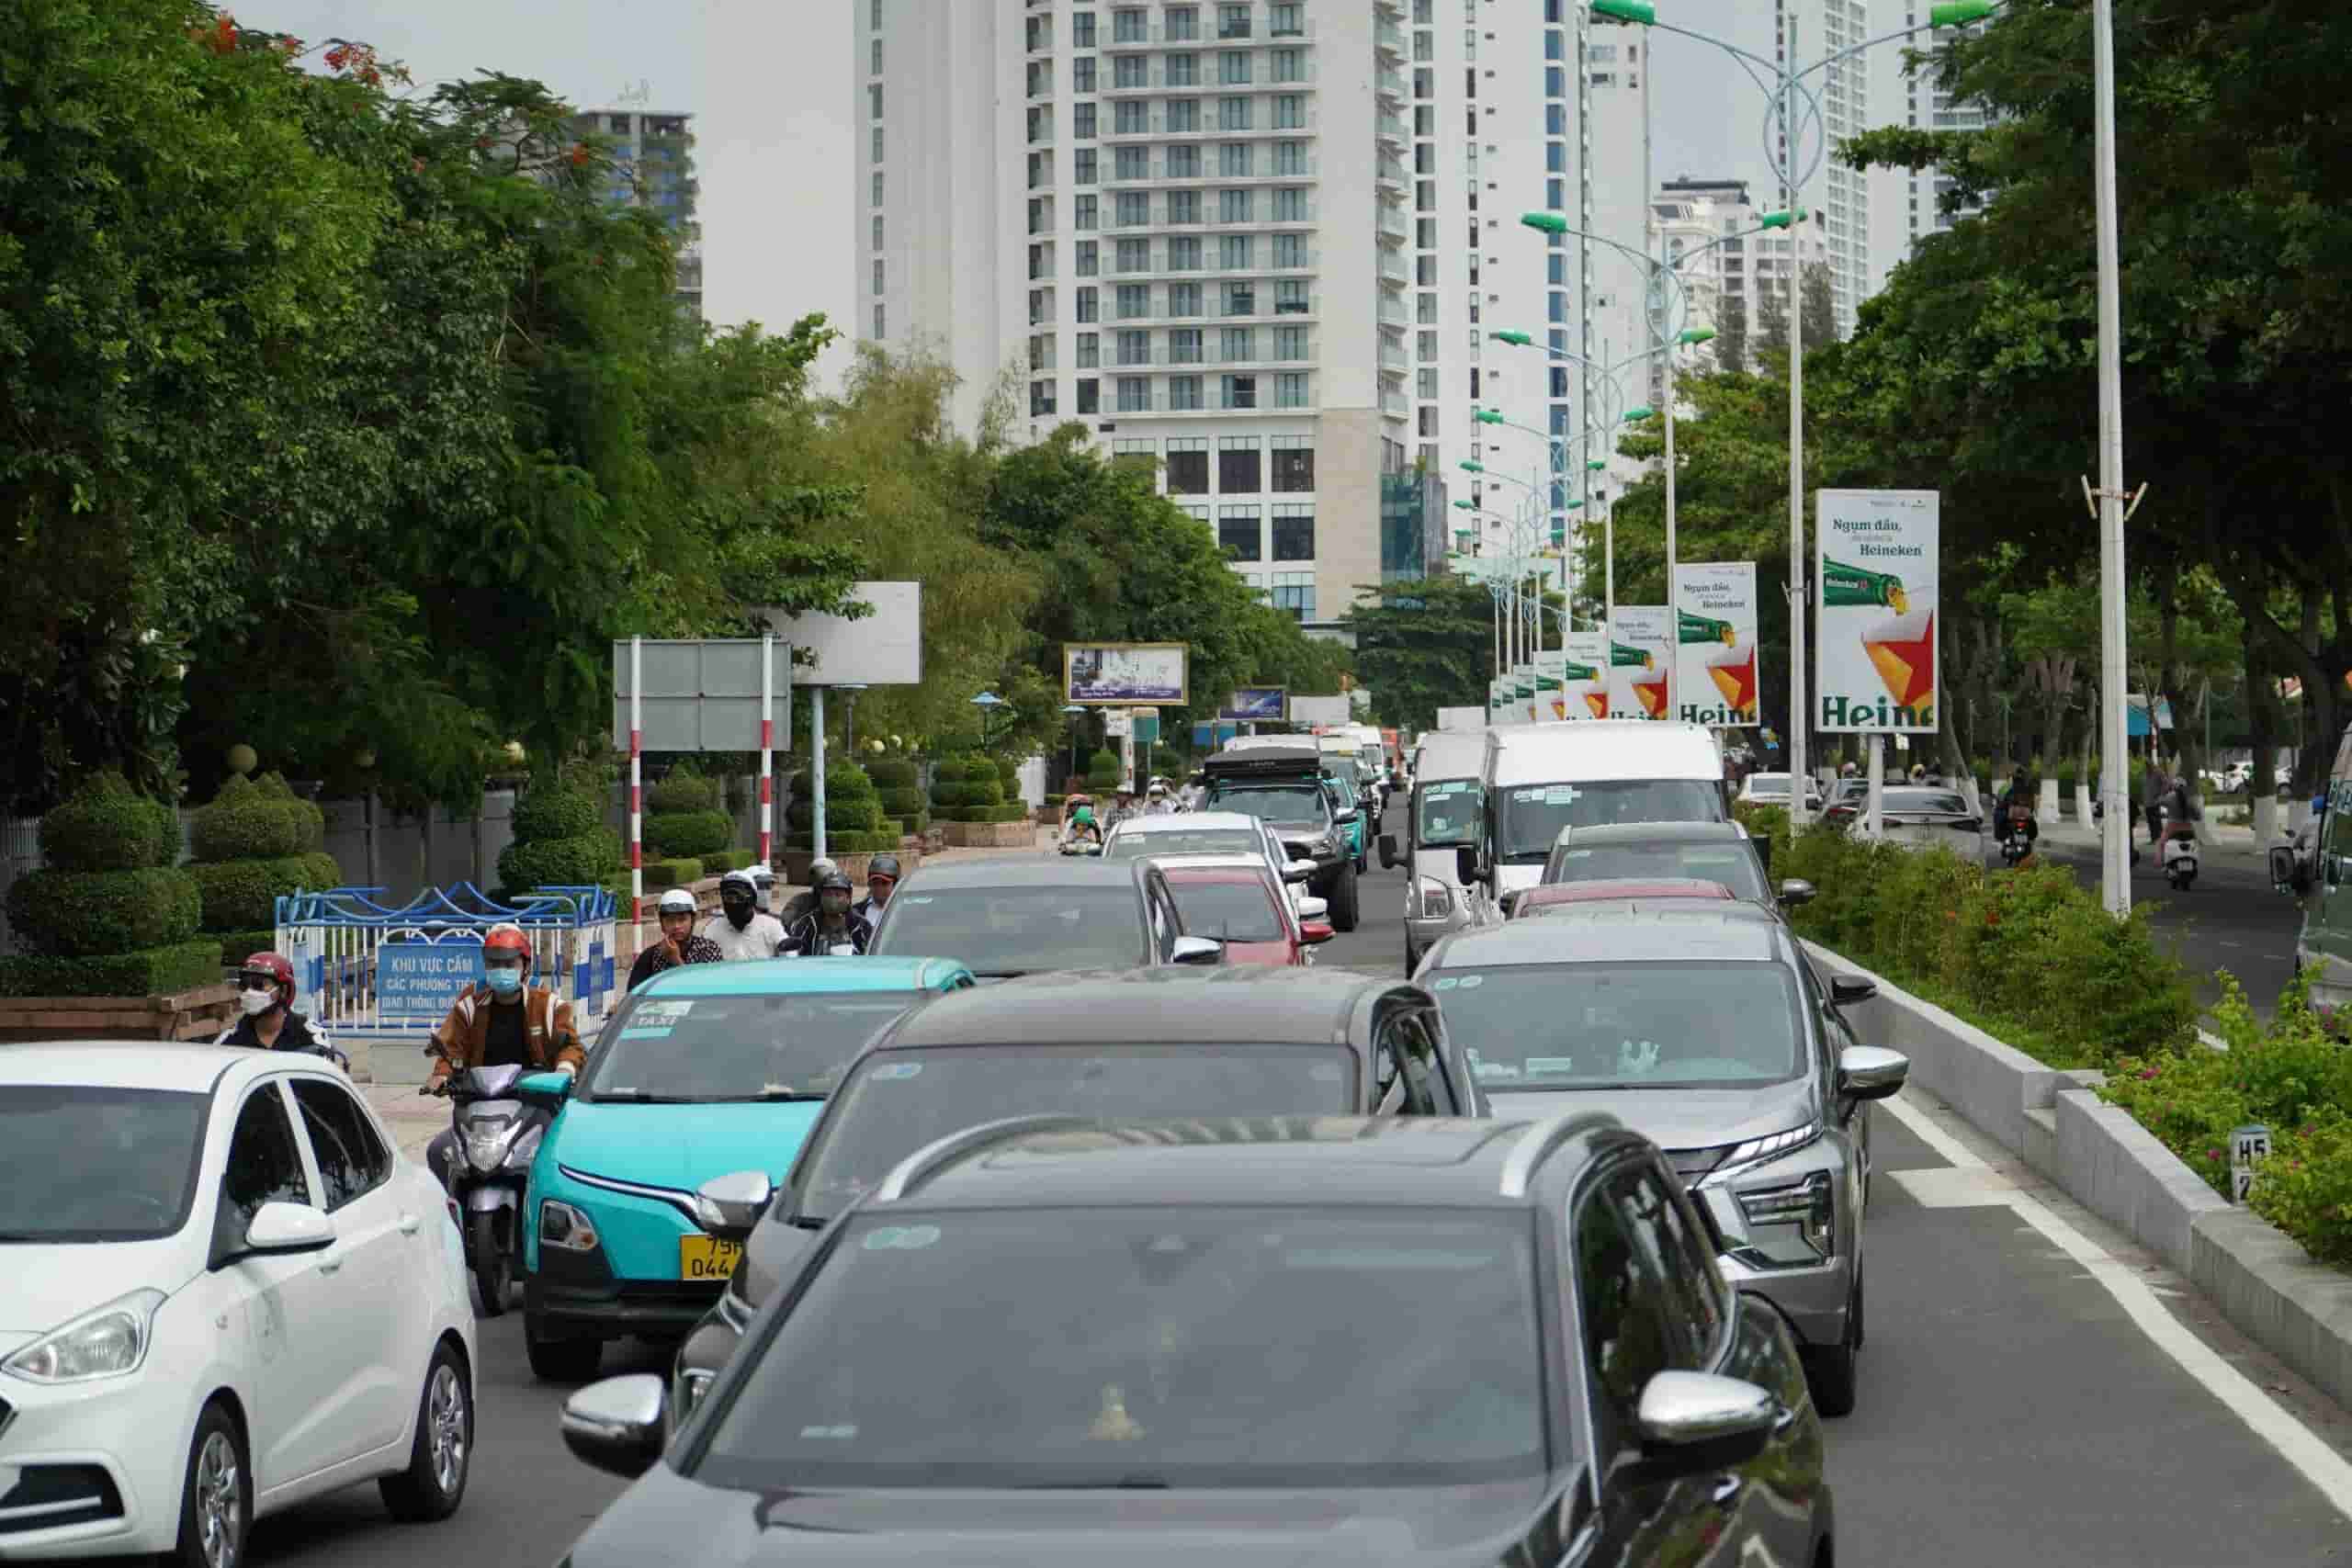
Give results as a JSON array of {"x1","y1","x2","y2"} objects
[
  {"x1": 2157, "y1": 812, "x2": 2199, "y2": 890},
  {"x1": 1999, "y1": 806, "x2": 2035, "y2": 867},
  {"x1": 430, "y1": 1063, "x2": 551, "y2": 1317},
  {"x1": 1058, "y1": 839, "x2": 1103, "y2": 857}
]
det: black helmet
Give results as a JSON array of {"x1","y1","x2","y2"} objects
[
  {"x1": 866, "y1": 853, "x2": 902, "y2": 881},
  {"x1": 817, "y1": 868, "x2": 855, "y2": 894}
]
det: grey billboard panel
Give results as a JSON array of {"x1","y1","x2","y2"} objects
[{"x1": 613, "y1": 639, "x2": 793, "y2": 752}]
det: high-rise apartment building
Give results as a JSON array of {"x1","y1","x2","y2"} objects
[
  {"x1": 1774, "y1": 0, "x2": 1869, "y2": 341},
  {"x1": 573, "y1": 107, "x2": 704, "y2": 321},
  {"x1": 860, "y1": 0, "x2": 1446, "y2": 635},
  {"x1": 1899, "y1": 5, "x2": 1990, "y2": 252},
  {"x1": 1656, "y1": 175, "x2": 1827, "y2": 378}
]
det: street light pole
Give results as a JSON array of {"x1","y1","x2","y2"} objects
[
  {"x1": 1783, "y1": 12, "x2": 1809, "y2": 827},
  {"x1": 2092, "y1": 0, "x2": 2131, "y2": 914}
]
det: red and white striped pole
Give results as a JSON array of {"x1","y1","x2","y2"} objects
[
  {"x1": 628, "y1": 635, "x2": 644, "y2": 929},
  {"x1": 759, "y1": 633, "x2": 775, "y2": 888}
]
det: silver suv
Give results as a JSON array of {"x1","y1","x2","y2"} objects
[{"x1": 1415, "y1": 900, "x2": 1907, "y2": 1416}]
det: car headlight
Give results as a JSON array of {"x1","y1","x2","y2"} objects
[
  {"x1": 503, "y1": 1122, "x2": 544, "y2": 1170},
  {"x1": 540, "y1": 1199, "x2": 601, "y2": 1253},
  {"x1": 1734, "y1": 1170, "x2": 1836, "y2": 1263},
  {"x1": 1713, "y1": 1121, "x2": 1822, "y2": 1176},
  {"x1": 3, "y1": 1288, "x2": 166, "y2": 1383},
  {"x1": 463, "y1": 1116, "x2": 516, "y2": 1173},
  {"x1": 1415, "y1": 876, "x2": 1453, "y2": 919}
]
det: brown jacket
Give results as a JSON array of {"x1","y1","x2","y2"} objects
[{"x1": 426, "y1": 983, "x2": 583, "y2": 1084}]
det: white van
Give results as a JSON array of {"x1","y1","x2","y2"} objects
[
  {"x1": 1455, "y1": 721, "x2": 1730, "y2": 904},
  {"x1": 1381, "y1": 728, "x2": 1493, "y2": 968}
]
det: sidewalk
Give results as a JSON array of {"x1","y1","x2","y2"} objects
[{"x1": 356, "y1": 825, "x2": 1065, "y2": 1142}]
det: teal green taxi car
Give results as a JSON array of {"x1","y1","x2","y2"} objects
[
  {"x1": 1322, "y1": 773, "x2": 1367, "y2": 870},
  {"x1": 514, "y1": 954, "x2": 974, "y2": 1380}
]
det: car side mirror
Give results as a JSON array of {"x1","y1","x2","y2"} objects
[
  {"x1": 693, "y1": 1170, "x2": 775, "y2": 1245},
  {"x1": 1283, "y1": 858, "x2": 1317, "y2": 884},
  {"x1": 1296, "y1": 896, "x2": 1329, "y2": 920},
  {"x1": 1633, "y1": 1371, "x2": 1782, "y2": 1477},
  {"x1": 1498, "y1": 888, "x2": 1524, "y2": 919},
  {"x1": 561, "y1": 1374, "x2": 669, "y2": 1480},
  {"x1": 1778, "y1": 879, "x2": 1815, "y2": 907},
  {"x1": 1170, "y1": 935, "x2": 1224, "y2": 965},
  {"x1": 1335, "y1": 807, "x2": 1361, "y2": 826},
  {"x1": 514, "y1": 1070, "x2": 573, "y2": 1108},
  {"x1": 1830, "y1": 975, "x2": 1876, "y2": 1006},
  {"x1": 1377, "y1": 833, "x2": 1399, "y2": 869},
  {"x1": 2271, "y1": 843, "x2": 2308, "y2": 895},
  {"x1": 1453, "y1": 843, "x2": 1481, "y2": 886},
  {"x1": 1836, "y1": 1045, "x2": 1909, "y2": 1101},
  {"x1": 243, "y1": 1201, "x2": 335, "y2": 1257},
  {"x1": 1300, "y1": 920, "x2": 1335, "y2": 945}
]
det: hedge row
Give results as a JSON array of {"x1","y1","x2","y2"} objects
[
  {"x1": 0, "y1": 939, "x2": 225, "y2": 999},
  {"x1": 4, "y1": 866, "x2": 205, "y2": 959},
  {"x1": 643, "y1": 857, "x2": 704, "y2": 889},
  {"x1": 187, "y1": 852, "x2": 343, "y2": 932},
  {"x1": 933, "y1": 805, "x2": 1034, "y2": 825},
  {"x1": 211, "y1": 928, "x2": 281, "y2": 966}
]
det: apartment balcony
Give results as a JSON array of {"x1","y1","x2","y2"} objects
[
  {"x1": 1097, "y1": 390, "x2": 1318, "y2": 417},
  {"x1": 1378, "y1": 209, "x2": 1409, "y2": 244},
  {"x1": 1108, "y1": 344, "x2": 1317, "y2": 369},
  {"x1": 1377, "y1": 301, "x2": 1408, "y2": 328},
  {"x1": 1375, "y1": 157, "x2": 1407, "y2": 190},
  {"x1": 1107, "y1": 249, "x2": 1319, "y2": 279},
  {"x1": 1103, "y1": 110, "x2": 1319, "y2": 141},
  {"x1": 1375, "y1": 69, "x2": 1406, "y2": 101},
  {"x1": 1378, "y1": 344, "x2": 1409, "y2": 373},
  {"x1": 1375, "y1": 18, "x2": 1405, "y2": 56},
  {"x1": 1093, "y1": 293, "x2": 1317, "y2": 326},
  {"x1": 1378, "y1": 255, "x2": 1409, "y2": 287},
  {"x1": 1101, "y1": 158, "x2": 1320, "y2": 186},
  {"x1": 1104, "y1": 207, "x2": 1320, "y2": 232},
  {"x1": 1376, "y1": 113, "x2": 1408, "y2": 147},
  {"x1": 1102, "y1": 24, "x2": 1203, "y2": 51},
  {"x1": 1381, "y1": 389, "x2": 1409, "y2": 419}
]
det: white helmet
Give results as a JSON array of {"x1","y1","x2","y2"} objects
[{"x1": 657, "y1": 887, "x2": 698, "y2": 915}]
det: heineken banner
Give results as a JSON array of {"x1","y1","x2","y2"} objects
[
  {"x1": 1608, "y1": 607, "x2": 1674, "y2": 722},
  {"x1": 1815, "y1": 490, "x2": 1939, "y2": 733},
  {"x1": 1673, "y1": 562, "x2": 1760, "y2": 728},
  {"x1": 1563, "y1": 632, "x2": 1611, "y2": 720}
]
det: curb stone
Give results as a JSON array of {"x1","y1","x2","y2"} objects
[{"x1": 1805, "y1": 940, "x2": 2352, "y2": 1414}]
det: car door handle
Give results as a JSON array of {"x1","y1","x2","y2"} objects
[
  {"x1": 318, "y1": 1253, "x2": 343, "y2": 1275},
  {"x1": 398, "y1": 1212, "x2": 421, "y2": 1235}
]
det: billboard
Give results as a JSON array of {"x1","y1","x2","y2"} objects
[
  {"x1": 1815, "y1": 490, "x2": 1939, "y2": 733},
  {"x1": 613, "y1": 638, "x2": 793, "y2": 752},
  {"x1": 1609, "y1": 608, "x2": 1673, "y2": 722},
  {"x1": 1221, "y1": 686, "x2": 1287, "y2": 722},
  {"x1": 1674, "y1": 562, "x2": 1760, "y2": 728},
  {"x1": 758, "y1": 581, "x2": 922, "y2": 685},
  {"x1": 1064, "y1": 642, "x2": 1189, "y2": 705},
  {"x1": 1434, "y1": 705, "x2": 1486, "y2": 732},
  {"x1": 1563, "y1": 632, "x2": 1611, "y2": 720},
  {"x1": 1290, "y1": 694, "x2": 1351, "y2": 728}
]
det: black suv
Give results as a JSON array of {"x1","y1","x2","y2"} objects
[
  {"x1": 557, "y1": 1113, "x2": 1832, "y2": 1567},
  {"x1": 1199, "y1": 745, "x2": 1362, "y2": 930}
]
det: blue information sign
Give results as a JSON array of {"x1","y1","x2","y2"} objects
[{"x1": 376, "y1": 942, "x2": 483, "y2": 1019}]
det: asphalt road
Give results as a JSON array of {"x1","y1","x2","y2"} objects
[{"x1": 234, "y1": 809, "x2": 2352, "y2": 1568}]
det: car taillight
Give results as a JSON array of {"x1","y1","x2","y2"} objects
[{"x1": 1416, "y1": 878, "x2": 1453, "y2": 919}]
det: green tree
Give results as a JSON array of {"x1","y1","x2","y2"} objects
[{"x1": 1343, "y1": 577, "x2": 1505, "y2": 732}]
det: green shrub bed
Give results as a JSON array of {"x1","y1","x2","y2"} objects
[
  {"x1": 703, "y1": 848, "x2": 758, "y2": 874},
  {"x1": 0, "y1": 939, "x2": 225, "y2": 999},
  {"x1": 187, "y1": 852, "x2": 343, "y2": 931},
  {"x1": 5, "y1": 866, "x2": 205, "y2": 959},
  {"x1": 645, "y1": 808, "x2": 734, "y2": 858},
  {"x1": 501, "y1": 784, "x2": 623, "y2": 900},
  {"x1": 643, "y1": 857, "x2": 705, "y2": 888},
  {"x1": 211, "y1": 928, "x2": 281, "y2": 966},
  {"x1": 38, "y1": 773, "x2": 180, "y2": 872}
]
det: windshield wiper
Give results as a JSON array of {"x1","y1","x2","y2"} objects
[
  {"x1": 1016, "y1": 1474, "x2": 1172, "y2": 1490},
  {"x1": 588, "y1": 1089, "x2": 695, "y2": 1103},
  {"x1": 733, "y1": 1089, "x2": 819, "y2": 1102}
]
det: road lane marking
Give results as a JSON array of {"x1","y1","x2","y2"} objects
[
  {"x1": 1885, "y1": 1166, "x2": 2018, "y2": 1208},
  {"x1": 1882, "y1": 1092, "x2": 2352, "y2": 1517}
]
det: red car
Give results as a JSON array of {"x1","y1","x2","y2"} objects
[
  {"x1": 1158, "y1": 856, "x2": 1336, "y2": 966},
  {"x1": 1510, "y1": 877, "x2": 1736, "y2": 919}
]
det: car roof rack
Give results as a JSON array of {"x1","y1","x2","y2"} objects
[
  {"x1": 1497, "y1": 1110, "x2": 1623, "y2": 1198},
  {"x1": 873, "y1": 1114, "x2": 1105, "y2": 1202}
]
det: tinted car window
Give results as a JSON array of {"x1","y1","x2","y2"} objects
[
  {"x1": 1572, "y1": 1169, "x2": 1685, "y2": 1441},
  {"x1": 0, "y1": 1086, "x2": 208, "y2": 1241},
  {"x1": 872, "y1": 887, "x2": 1148, "y2": 976},
  {"x1": 1618, "y1": 1162, "x2": 1724, "y2": 1362},
  {"x1": 1543, "y1": 839, "x2": 1768, "y2": 899},
  {"x1": 583, "y1": 990, "x2": 925, "y2": 1101},
  {"x1": 1416, "y1": 779, "x2": 1480, "y2": 846},
  {"x1": 1206, "y1": 783, "x2": 1328, "y2": 825},
  {"x1": 290, "y1": 1080, "x2": 390, "y2": 1212},
  {"x1": 1497, "y1": 780, "x2": 1725, "y2": 860},
  {"x1": 1168, "y1": 877, "x2": 1284, "y2": 942},
  {"x1": 1431, "y1": 962, "x2": 1804, "y2": 1090},
  {"x1": 1104, "y1": 829, "x2": 1262, "y2": 859},
  {"x1": 220, "y1": 1086, "x2": 311, "y2": 1232},
  {"x1": 702, "y1": 1207, "x2": 1547, "y2": 1489},
  {"x1": 795, "y1": 1045, "x2": 1357, "y2": 1219}
]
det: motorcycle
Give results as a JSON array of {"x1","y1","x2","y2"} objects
[
  {"x1": 1999, "y1": 806, "x2": 2035, "y2": 867},
  {"x1": 2157, "y1": 810, "x2": 2199, "y2": 890},
  {"x1": 428, "y1": 1063, "x2": 551, "y2": 1317},
  {"x1": 1058, "y1": 839, "x2": 1103, "y2": 857}
]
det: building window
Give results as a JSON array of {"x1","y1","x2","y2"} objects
[
  {"x1": 1116, "y1": 328, "x2": 1150, "y2": 367},
  {"x1": 873, "y1": 303, "x2": 886, "y2": 338},
  {"x1": 1272, "y1": 47, "x2": 1305, "y2": 83},
  {"x1": 1113, "y1": 8, "x2": 1147, "y2": 43},
  {"x1": 1077, "y1": 331, "x2": 1100, "y2": 367},
  {"x1": 1076, "y1": 194, "x2": 1099, "y2": 231},
  {"x1": 1027, "y1": 60, "x2": 1052, "y2": 97},
  {"x1": 1077, "y1": 287, "x2": 1099, "y2": 323},
  {"x1": 1115, "y1": 99, "x2": 1148, "y2": 134},
  {"x1": 1027, "y1": 197, "x2": 1053, "y2": 235},
  {"x1": 1114, "y1": 190, "x2": 1148, "y2": 226},
  {"x1": 1074, "y1": 56, "x2": 1098, "y2": 93},
  {"x1": 1272, "y1": 232, "x2": 1306, "y2": 268},
  {"x1": 1029, "y1": 243, "x2": 1054, "y2": 280},
  {"x1": 1169, "y1": 281, "x2": 1204, "y2": 316},
  {"x1": 1221, "y1": 141, "x2": 1254, "y2": 177},
  {"x1": 1075, "y1": 102, "x2": 1098, "y2": 138},
  {"x1": 1222, "y1": 325, "x2": 1254, "y2": 361},
  {"x1": 1220, "y1": 186, "x2": 1252, "y2": 222},
  {"x1": 1219, "y1": 96, "x2": 1253, "y2": 130},
  {"x1": 1273, "y1": 371, "x2": 1307, "y2": 408},
  {"x1": 1167, "y1": 5, "x2": 1199, "y2": 41},
  {"x1": 1417, "y1": 367, "x2": 1437, "y2": 400},
  {"x1": 1219, "y1": 506, "x2": 1263, "y2": 560},
  {"x1": 1168, "y1": 144, "x2": 1202, "y2": 177},
  {"x1": 1224, "y1": 280, "x2": 1256, "y2": 315},
  {"x1": 1030, "y1": 379, "x2": 1057, "y2": 415},
  {"x1": 1116, "y1": 283, "x2": 1151, "y2": 318},
  {"x1": 870, "y1": 34, "x2": 884, "y2": 71},
  {"x1": 1077, "y1": 378, "x2": 1100, "y2": 413},
  {"x1": 1075, "y1": 147, "x2": 1099, "y2": 184},
  {"x1": 1273, "y1": 324, "x2": 1306, "y2": 360},
  {"x1": 872, "y1": 125, "x2": 883, "y2": 162},
  {"x1": 1271, "y1": 434, "x2": 1314, "y2": 490},
  {"x1": 1218, "y1": 434, "x2": 1262, "y2": 491},
  {"x1": 1168, "y1": 235, "x2": 1201, "y2": 270},
  {"x1": 1275, "y1": 140, "x2": 1308, "y2": 175},
  {"x1": 1219, "y1": 234, "x2": 1252, "y2": 268},
  {"x1": 1417, "y1": 293, "x2": 1437, "y2": 325},
  {"x1": 1116, "y1": 376, "x2": 1152, "y2": 412},
  {"x1": 1027, "y1": 106, "x2": 1053, "y2": 142},
  {"x1": 1272, "y1": 186, "x2": 1306, "y2": 221},
  {"x1": 1168, "y1": 189, "x2": 1201, "y2": 224},
  {"x1": 872, "y1": 213, "x2": 885, "y2": 250},
  {"x1": 1273, "y1": 279, "x2": 1307, "y2": 313},
  {"x1": 1272, "y1": 504, "x2": 1315, "y2": 558},
  {"x1": 1217, "y1": 4, "x2": 1250, "y2": 40},
  {"x1": 872, "y1": 258, "x2": 885, "y2": 295},
  {"x1": 869, "y1": 84, "x2": 883, "y2": 119},
  {"x1": 871, "y1": 171, "x2": 884, "y2": 206},
  {"x1": 1168, "y1": 437, "x2": 1210, "y2": 492},
  {"x1": 1115, "y1": 237, "x2": 1150, "y2": 273},
  {"x1": 1273, "y1": 95, "x2": 1304, "y2": 129},
  {"x1": 1270, "y1": 3, "x2": 1303, "y2": 37},
  {"x1": 1025, "y1": 14, "x2": 1052, "y2": 51},
  {"x1": 1170, "y1": 327, "x2": 1204, "y2": 363},
  {"x1": 1114, "y1": 54, "x2": 1146, "y2": 88},
  {"x1": 1223, "y1": 374, "x2": 1258, "y2": 410},
  {"x1": 1220, "y1": 51, "x2": 1252, "y2": 85},
  {"x1": 1073, "y1": 9, "x2": 1097, "y2": 47},
  {"x1": 1271, "y1": 571, "x2": 1316, "y2": 622},
  {"x1": 1077, "y1": 240, "x2": 1099, "y2": 276}
]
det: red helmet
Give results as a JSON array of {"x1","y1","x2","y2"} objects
[
  {"x1": 239, "y1": 952, "x2": 294, "y2": 993},
  {"x1": 481, "y1": 924, "x2": 533, "y2": 968}
]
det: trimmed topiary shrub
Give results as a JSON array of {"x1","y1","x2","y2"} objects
[
  {"x1": 499, "y1": 781, "x2": 623, "y2": 899},
  {"x1": 644, "y1": 856, "x2": 705, "y2": 888},
  {"x1": 511, "y1": 786, "x2": 602, "y2": 843},
  {"x1": 0, "y1": 939, "x2": 224, "y2": 999},
  {"x1": 647, "y1": 770, "x2": 722, "y2": 813},
  {"x1": 878, "y1": 787, "x2": 928, "y2": 820},
  {"x1": 645, "y1": 809, "x2": 734, "y2": 858},
  {"x1": 186, "y1": 852, "x2": 344, "y2": 933},
  {"x1": 189, "y1": 773, "x2": 323, "y2": 863},
  {"x1": 823, "y1": 829, "x2": 901, "y2": 853},
  {"x1": 867, "y1": 760, "x2": 920, "y2": 791},
  {"x1": 704, "y1": 848, "x2": 758, "y2": 874},
  {"x1": 39, "y1": 773, "x2": 180, "y2": 872},
  {"x1": 5, "y1": 866, "x2": 204, "y2": 959},
  {"x1": 786, "y1": 762, "x2": 890, "y2": 850},
  {"x1": 211, "y1": 928, "x2": 280, "y2": 966}
]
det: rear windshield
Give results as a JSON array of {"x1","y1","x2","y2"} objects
[
  {"x1": 873, "y1": 886, "x2": 1146, "y2": 977},
  {"x1": 1498, "y1": 780, "x2": 1726, "y2": 861},
  {"x1": 1430, "y1": 962, "x2": 1804, "y2": 1090},
  {"x1": 1543, "y1": 839, "x2": 1766, "y2": 900},
  {"x1": 1206, "y1": 783, "x2": 1329, "y2": 825},
  {"x1": 1168, "y1": 878, "x2": 1284, "y2": 942},
  {"x1": 1105, "y1": 829, "x2": 1263, "y2": 860}
]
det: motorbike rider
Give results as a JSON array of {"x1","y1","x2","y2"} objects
[
  {"x1": 703, "y1": 868, "x2": 790, "y2": 960},
  {"x1": 780, "y1": 868, "x2": 875, "y2": 955},
  {"x1": 1060, "y1": 804, "x2": 1106, "y2": 850},
  {"x1": 779, "y1": 858, "x2": 836, "y2": 925},
  {"x1": 852, "y1": 852, "x2": 900, "y2": 924},
  {"x1": 2156, "y1": 769, "x2": 2200, "y2": 853},
  {"x1": 214, "y1": 951, "x2": 348, "y2": 1070},
  {"x1": 1998, "y1": 766, "x2": 2041, "y2": 852},
  {"x1": 421, "y1": 922, "x2": 582, "y2": 1187},
  {"x1": 627, "y1": 886, "x2": 724, "y2": 991},
  {"x1": 1145, "y1": 782, "x2": 1177, "y2": 817},
  {"x1": 2143, "y1": 764, "x2": 2170, "y2": 848}
]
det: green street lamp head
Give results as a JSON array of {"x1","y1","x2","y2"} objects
[
  {"x1": 1590, "y1": 0, "x2": 1657, "y2": 24},
  {"x1": 1928, "y1": 0, "x2": 1996, "y2": 25},
  {"x1": 1520, "y1": 211, "x2": 1570, "y2": 236},
  {"x1": 1623, "y1": 406, "x2": 1655, "y2": 423},
  {"x1": 1491, "y1": 329, "x2": 1533, "y2": 346},
  {"x1": 1587, "y1": 459, "x2": 1606, "y2": 471},
  {"x1": 1679, "y1": 328, "x2": 1715, "y2": 344},
  {"x1": 1475, "y1": 410, "x2": 1505, "y2": 425},
  {"x1": 1453, "y1": 499, "x2": 1476, "y2": 511},
  {"x1": 1758, "y1": 207, "x2": 1808, "y2": 230},
  {"x1": 1459, "y1": 460, "x2": 1486, "y2": 474}
]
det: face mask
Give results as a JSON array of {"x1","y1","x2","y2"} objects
[
  {"x1": 483, "y1": 965, "x2": 525, "y2": 997},
  {"x1": 722, "y1": 898, "x2": 754, "y2": 928},
  {"x1": 240, "y1": 987, "x2": 278, "y2": 1017}
]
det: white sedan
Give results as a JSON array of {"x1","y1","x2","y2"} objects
[
  {"x1": 1100, "y1": 810, "x2": 1318, "y2": 913},
  {"x1": 0, "y1": 1043, "x2": 476, "y2": 1565}
]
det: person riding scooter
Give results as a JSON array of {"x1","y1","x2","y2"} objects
[
  {"x1": 420, "y1": 923, "x2": 583, "y2": 1187},
  {"x1": 779, "y1": 869, "x2": 874, "y2": 955},
  {"x1": 1060, "y1": 804, "x2": 1106, "y2": 851},
  {"x1": 1997, "y1": 770, "x2": 2040, "y2": 857},
  {"x1": 703, "y1": 868, "x2": 789, "y2": 961},
  {"x1": 215, "y1": 951, "x2": 348, "y2": 1070},
  {"x1": 628, "y1": 887, "x2": 723, "y2": 991}
]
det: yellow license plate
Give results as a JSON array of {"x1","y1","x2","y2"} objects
[{"x1": 679, "y1": 1235, "x2": 742, "y2": 1281}]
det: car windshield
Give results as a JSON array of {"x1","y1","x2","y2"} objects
[
  {"x1": 1416, "y1": 778, "x2": 1481, "y2": 846},
  {"x1": 1883, "y1": 790, "x2": 1971, "y2": 815},
  {"x1": 1430, "y1": 962, "x2": 1804, "y2": 1089},
  {"x1": 1105, "y1": 829, "x2": 1262, "y2": 860},
  {"x1": 1206, "y1": 783, "x2": 1329, "y2": 826},
  {"x1": 1498, "y1": 780, "x2": 1726, "y2": 861},
  {"x1": 701, "y1": 1206, "x2": 1546, "y2": 1489},
  {"x1": 0, "y1": 1086, "x2": 208, "y2": 1241},
  {"x1": 873, "y1": 887, "x2": 1146, "y2": 976},
  {"x1": 1746, "y1": 775, "x2": 1792, "y2": 797},
  {"x1": 1544, "y1": 840, "x2": 1767, "y2": 900},
  {"x1": 1168, "y1": 879, "x2": 1283, "y2": 942},
  {"x1": 795, "y1": 1046, "x2": 1356, "y2": 1219},
  {"x1": 581, "y1": 990, "x2": 925, "y2": 1101}
]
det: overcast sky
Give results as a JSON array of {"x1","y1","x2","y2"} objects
[{"x1": 246, "y1": 1, "x2": 1866, "y2": 388}]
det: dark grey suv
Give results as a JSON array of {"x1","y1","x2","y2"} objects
[{"x1": 556, "y1": 1113, "x2": 1834, "y2": 1568}]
